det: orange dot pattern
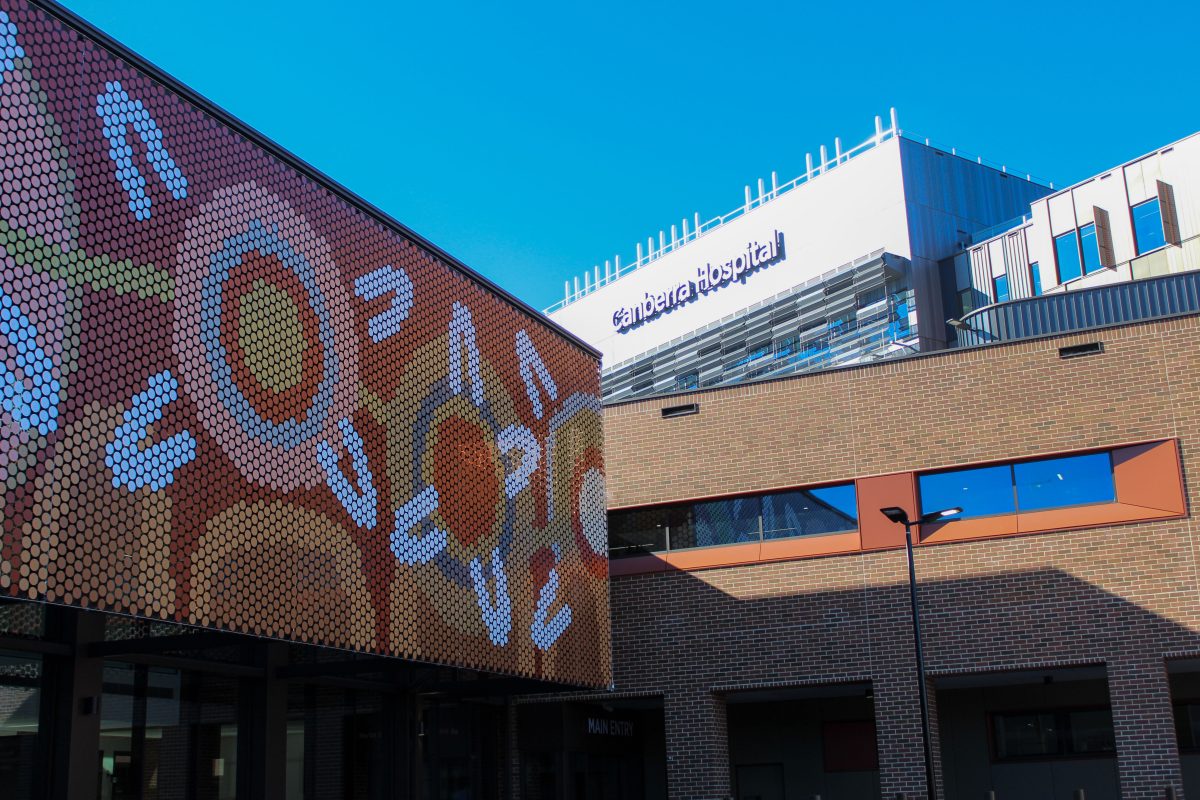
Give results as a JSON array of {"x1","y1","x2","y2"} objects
[{"x1": 0, "y1": 0, "x2": 610, "y2": 688}]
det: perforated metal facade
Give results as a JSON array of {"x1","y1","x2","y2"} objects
[{"x1": 0, "y1": 0, "x2": 609, "y2": 687}]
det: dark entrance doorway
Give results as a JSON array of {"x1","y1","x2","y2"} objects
[
  {"x1": 725, "y1": 682, "x2": 880, "y2": 800},
  {"x1": 518, "y1": 698, "x2": 667, "y2": 800}
]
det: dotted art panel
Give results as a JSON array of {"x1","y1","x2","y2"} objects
[{"x1": 0, "y1": 1, "x2": 610, "y2": 687}]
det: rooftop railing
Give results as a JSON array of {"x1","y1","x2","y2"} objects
[{"x1": 547, "y1": 110, "x2": 1053, "y2": 314}]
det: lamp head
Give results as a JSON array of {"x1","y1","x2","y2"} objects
[
  {"x1": 880, "y1": 506, "x2": 963, "y2": 527},
  {"x1": 946, "y1": 318, "x2": 970, "y2": 331},
  {"x1": 918, "y1": 507, "x2": 963, "y2": 525}
]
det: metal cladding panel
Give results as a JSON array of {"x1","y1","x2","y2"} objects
[
  {"x1": 0, "y1": 1, "x2": 610, "y2": 686},
  {"x1": 601, "y1": 254, "x2": 907, "y2": 400},
  {"x1": 958, "y1": 270, "x2": 1200, "y2": 347}
]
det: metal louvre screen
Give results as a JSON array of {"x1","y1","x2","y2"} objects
[{"x1": 0, "y1": 0, "x2": 609, "y2": 686}]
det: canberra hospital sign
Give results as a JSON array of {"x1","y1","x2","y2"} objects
[{"x1": 610, "y1": 230, "x2": 786, "y2": 332}]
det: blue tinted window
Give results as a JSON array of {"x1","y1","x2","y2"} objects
[
  {"x1": 1030, "y1": 262, "x2": 1043, "y2": 296},
  {"x1": 762, "y1": 483, "x2": 857, "y2": 540},
  {"x1": 993, "y1": 273, "x2": 1009, "y2": 303},
  {"x1": 1079, "y1": 223, "x2": 1102, "y2": 274},
  {"x1": 919, "y1": 464, "x2": 1015, "y2": 519},
  {"x1": 1014, "y1": 452, "x2": 1115, "y2": 511},
  {"x1": 1055, "y1": 231, "x2": 1082, "y2": 283},
  {"x1": 1133, "y1": 198, "x2": 1166, "y2": 255}
]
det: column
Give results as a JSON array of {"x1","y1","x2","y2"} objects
[
  {"x1": 664, "y1": 689, "x2": 729, "y2": 800},
  {"x1": 44, "y1": 608, "x2": 106, "y2": 800},
  {"x1": 872, "y1": 666, "x2": 944, "y2": 799},
  {"x1": 238, "y1": 641, "x2": 288, "y2": 800},
  {"x1": 1109, "y1": 657, "x2": 1184, "y2": 800}
]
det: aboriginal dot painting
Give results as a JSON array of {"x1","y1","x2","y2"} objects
[{"x1": 0, "y1": 0, "x2": 610, "y2": 687}]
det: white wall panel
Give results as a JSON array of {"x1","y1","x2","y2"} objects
[{"x1": 549, "y1": 140, "x2": 911, "y2": 366}]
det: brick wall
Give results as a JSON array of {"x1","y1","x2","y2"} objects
[{"x1": 597, "y1": 316, "x2": 1200, "y2": 800}]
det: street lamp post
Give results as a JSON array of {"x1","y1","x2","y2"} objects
[{"x1": 879, "y1": 506, "x2": 961, "y2": 800}]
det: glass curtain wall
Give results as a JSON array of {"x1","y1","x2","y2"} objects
[
  {"x1": 99, "y1": 662, "x2": 241, "y2": 800},
  {"x1": 0, "y1": 650, "x2": 41, "y2": 800}
]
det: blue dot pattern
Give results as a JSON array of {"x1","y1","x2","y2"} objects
[
  {"x1": 105, "y1": 370, "x2": 199, "y2": 492},
  {"x1": 0, "y1": 284, "x2": 60, "y2": 436},
  {"x1": 96, "y1": 81, "x2": 189, "y2": 220}
]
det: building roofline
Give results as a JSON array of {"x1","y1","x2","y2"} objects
[
  {"x1": 967, "y1": 129, "x2": 1200, "y2": 250},
  {"x1": 27, "y1": 0, "x2": 601, "y2": 360},
  {"x1": 601, "y1": 307, "x2": 1200, "y2": 409},
  {"x1": 549, "y1": 112, "x2": 1053, "y2": 315}
]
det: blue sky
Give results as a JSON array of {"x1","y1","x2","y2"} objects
[{"x1": 61, "y1": 0, "x2": 1200, "y2": 312}]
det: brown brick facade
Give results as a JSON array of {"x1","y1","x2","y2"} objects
[{"x1": 596, "y1": 316, "x2": 1200, "y2": 799}]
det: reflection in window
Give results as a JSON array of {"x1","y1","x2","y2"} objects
[
  {"x1": 675, "y1": 372, "x2": 699, "y2": 392},
  {"x1": 0, "y1": 651, "x2": 40, "y2": 800},
  {"x1": 1055, "y1": 231, "x2": 1082, "y2": 283},
  {"x1": 993, "y1": 273, "x2": 1009, "y2": 303},
  {"x1": 993, "y1": 712, "x2": 1058, "y2": 758},
  {"x1": 99, "y1": 662, "x2": 240, "y2": 800},
  {"x1": 1133, "y1": 197, "x2": 1166, "y2": 255},
  {"x1": 693, "y1": 496, "x2": 761, "y2": 547},
  {"x1": 992, "y1": 708, "x2": 1115, "y2": 760},
  {"x1": 919, "y1": 464, "x2": 1016, "y2": 519},
  {"x1": 608, "y1": 483, "x2": 858, "y2": 555},
  {"x1": 762, "y1": 484, "x2": 858, "y2": 540},
  {"x1": 920, "y1": 451, "x2": 1118, "y2": 520},
  {"x1": 1013, "y1": 452, "x2": 1115, "y2": 511},
  {"x1": 1030, "y1": 262, "x2": 1043, "y2": 296},
  {"x1": 607, "y1": 506, "x2": 677, "y2": 557},
  {"x1": 1175, "y1": 703, "x2": 1200, "y2": 750},
  {"x1": 1080, "y1": 223, "x2": 1102, "y2": 274}
]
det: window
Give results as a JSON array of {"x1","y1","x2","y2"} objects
[
  {"x1": 1012, "y1": 452, "x2": 1115, "y2": 511},
  {"x1": 992, "y1": 708, "x2": 1115, "y2": 760},
  {"x1": 1132, "y1": 197, "x2": 1167, "y2": 255},
  {"x1": 762, "y1": 484, "x2": 858, "y2": 540},
  {"x1": 1055, "y1": 231, "x2": 1083, "y2": 283},
  {"x1": 856, "y1": 285, "x2": 886, "y2": 309},
  {"x1": 0, "y1": 651, "x2": 41, "y2": 800},
  {"x1": 919, "y1": 464, "x2": 1015, "y2": 519},
  {"x1": 1174, "y1": 703, "x2": 1200, "y2": 750},
  {"x1": 1079, "y1": 223, "x2": 1103, "y2": 274},
  {"x1": 607, "y1": 506, "x2": 677, "y2": 557},
  {"x1": 919, "y1": 451, "x2": 1117, "y2": 520},
  {"x1": 608, "y1": 483, "x2": 858, "y2": 556},
  {"x1": 993, "y1": 273, "x2": 1009, "y2": 303},
  {"x1": 1030, "y1": 262, "x2": 1043, "y2": 296},
  {"x1": 675, "y1": 372, "x2": 699, "y2": 392},
  {"x1": 959, "y1": 288, "x2": 976, "y2": 316},
  {"x1": 691, "y1": 496, "x2": 761, "y2": 548}
]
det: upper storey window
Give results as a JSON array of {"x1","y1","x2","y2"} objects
[
  {"x1": 919, "y1": 451, "x2": 1116, "y2": 520},
  {"x1": 1079, "y1": 223, "x2": 1103, "y2": 274},
  {"x1": 1132, "y1": 197, "x2": 1167, "y2": 255},
  {"x1": 1055, "y1": 230, "x2": 1083, "y2": 283},
  {"x1": 608, "y1": 483, "x2": 858, "y2": 557}
]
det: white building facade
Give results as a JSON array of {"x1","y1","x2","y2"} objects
[
  {"x1": 547, "y1": 114, "x2": 1050, "y2": 400},
  {"x1": 956, "y1": 132, "x2": 1200, "y2": 313}
]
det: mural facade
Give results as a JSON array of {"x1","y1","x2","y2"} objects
[{"x1": 0, "y1": 0, "x2": 609, "y2": 686}]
